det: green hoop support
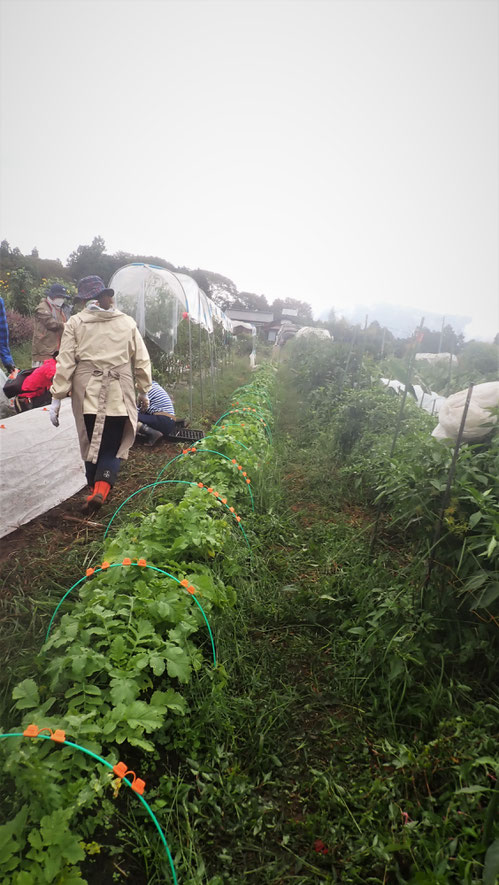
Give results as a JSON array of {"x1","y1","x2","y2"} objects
[
  {"x1": 231, "y1": 386, "x2": 273, "y2": 410},
  {"x1": 230, "y1": 400, "x2": 272, "y2": 416},
  {"x1": 103, "y1": 480, "x2": 251, "y2": 552},
  {"x1": 44, "y1": 562, "x2": 217, "y2": 667},
  {"x1": 214, "y1": 410, "x2": 272, "y2": 443},
  {"x1": 157, "y1": 450, "x2": 255, "y2": 511},
  {"x1": 0, "y1": 732, "x2": 177, "y2": 884},
  {"x1": 192, "y1": 432, "x2": 250, "y2": 452}
]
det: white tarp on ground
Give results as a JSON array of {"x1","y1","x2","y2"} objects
[
  {"x1": 380, "y1": 378, "x2": 445, "y2": 415},
  {"x1": 432, "y1": 381, "x2": 499, "y2": 442},
  {"x1": 0, "y1": 399, "x2": 86, "y2": 538}
]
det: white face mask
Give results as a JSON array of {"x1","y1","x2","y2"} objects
[{"x1": 51, "y1": 297, "x2": 65, "y2": 307}]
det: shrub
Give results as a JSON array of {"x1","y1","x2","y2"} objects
[
  {"x1": 5, "y1": 267, "x2": 36, "y2": 315},
  {"x1": 5, "y1": 309, "x2": 34, "y2": 344}
]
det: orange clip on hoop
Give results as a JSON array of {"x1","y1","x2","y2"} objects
[
  {"x1": 186, "y1": 585, "x2": 196, "y2": 595},
  {"x1": 23, "y1": 724, "x2": 65, "y2": 742},
  {"x1": 51, "y1": 729, "x2": 66, "y2": 743},
  {"x1": 137, "y1": 558, "x2": 147, "y2": 567},
  {"x1": 122, "y1": 558, "x2": 132, "y2": 566},
  {"x1": 86, "y1": 567, "x2": 95, "y2": 577},
  {"x1": 101, "y1": 561, "x2": 110, "y2": 570},
  {"x1": 132, "y1": 777, "x2": 146, "y2": 795},
  {"x1": 23, "y1": 724, "x2": 40, "y2": 737},
  {"x1": 113, "y1": 765, "x2": 146, "y2": 795},
  {"x1": 197, "y1": 482, "x2": 204, "y2": 488},
  {"x1": 180, "y1": 579, "x2": 189, "y2": 588},
  {"x1": 231, "y1": 458, "x2": 237, "y2": 464}
]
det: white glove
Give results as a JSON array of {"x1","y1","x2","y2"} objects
[
  {"x1": 49, "y1": 398, "x2": 61, "y2": 427},
  {"x1": 137, "y1": 394, "x2": 149, "y2": 411}
]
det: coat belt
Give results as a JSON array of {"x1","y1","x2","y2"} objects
[{"x1": 85, "y1": 364, "x2": 131, "y2": 463}]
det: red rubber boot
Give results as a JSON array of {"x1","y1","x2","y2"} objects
[{"x1": 82, "y1": 480, "x2": 111, "y2": 513}]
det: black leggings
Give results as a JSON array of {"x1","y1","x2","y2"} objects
[
  {"x1": 138, "y1": 411, "x2": 177, "y2": 437},
  {"x1": 84, "y1": 414, "x2": 127, "y2": 488}
]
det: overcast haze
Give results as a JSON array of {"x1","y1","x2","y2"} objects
[{"x1": 1, "y1": 0, "x2": 498, "y2": 340}]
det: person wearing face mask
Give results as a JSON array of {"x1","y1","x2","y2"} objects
[
  {"x1": 49, "y1": 275, "x2": 152, "y2": 512},
  {"x1": 32, "y1": 283, "x2": 70, "y2": 367}
]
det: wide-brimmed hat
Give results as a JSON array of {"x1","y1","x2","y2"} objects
[
  {"x1": 46, "y1": 283, "x2": 70, "y2": 299},
  {"x1": 77, "y1": 275, "x2": 114, "y2": 301}
]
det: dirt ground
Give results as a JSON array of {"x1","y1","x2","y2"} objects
[{"x1": 0, "y1": 439, "x2": 181, "y2": 579}]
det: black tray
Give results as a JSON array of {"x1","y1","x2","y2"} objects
[{"x1": 165, "y1": 428, "x2": 205, "y2": 442}]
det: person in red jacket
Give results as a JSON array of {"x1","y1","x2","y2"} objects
[{"x1": 14, "y1": 354, "x2": 57, "y2": 412}]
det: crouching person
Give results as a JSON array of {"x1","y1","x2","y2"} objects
[
  {"x1": 15, "y1": 352, "x2": 58, "y2": 412},
  {"x1": 49, "y1": 275, "x2": 152, "y2": 512},
  {"x1": 137, "y1": 380, "x2": 177, "y2": 446}
]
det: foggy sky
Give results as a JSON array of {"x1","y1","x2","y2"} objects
[{"x1": 1, "y1": 0, "x2": 498, "y2": 340}]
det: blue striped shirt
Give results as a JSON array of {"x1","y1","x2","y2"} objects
[{"x1": 143, "y1": 381, "x2": 175, "y2": 416}]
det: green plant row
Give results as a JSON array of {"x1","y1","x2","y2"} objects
[
  {"x1": 272, "y1": 344, "x2": 499, "y2": 883},
  {"x1": 0, "y1": 368, "x2": 276, "y2": 884}
]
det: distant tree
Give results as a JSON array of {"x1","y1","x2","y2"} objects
[
  {"x1": 7, "y1": 267, "x2": 36, "y2": 315},
  {"x1": 271, "y1": 297, "x2": 312, "y2": 322},
  {"x1": 0, "y1": 240, "x2": 17, "y2": 275},
  {"x1": 67, "y1": 236, "x2": 116, "y2": 284},
  {"x1": 187, "y1": 270, "x2": 238, "y2": 308},
  {"x1": 362, "y1": 320, "x2": 395, "y2": 356},
  {"x1": 459, "y1": 341, "x2": 499, "y2": 377},
  {"x1": 134, "y1": 253, "x2": 175, "y2": 273},
  {"x1": 322, "y1": 310, "x2": 359, "y2": 342},
  {"x1": 31, "y1": 247, "x2": 39, "y2": 258},
  {"x1": 232, "y1": 291, "x2": 270, "y2": 312},
  {"x1": 420, "y1": 323, "x2": 462, "y2": 354}
]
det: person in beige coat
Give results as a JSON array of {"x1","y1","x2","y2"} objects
[
  {"x1": 50, "y1": 275, "x2": 152, "y2": 512},
  {"x1": 32, "y1": 284, "x2": 70, "y2": 366}
]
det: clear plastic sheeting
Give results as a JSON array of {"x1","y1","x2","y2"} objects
[
  {"x1": 174, "y1": 273, "x2": 214, "y2": 334},
  {"x1": 109, "y1": 264, "x2": 232, "y2": 354},
  {"x1": 210, "y1": 300, "x2": 233, "y2": 332},
  {"x1": 0, "y1": 399, "x2": 87, "y2": 538}
]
